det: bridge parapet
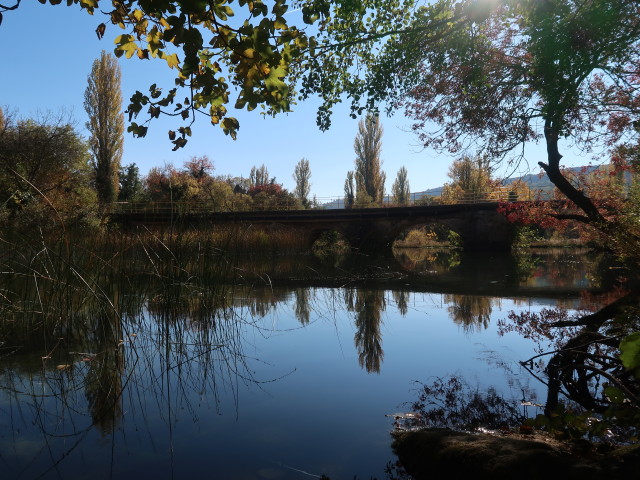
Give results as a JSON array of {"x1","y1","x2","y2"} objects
[
  {"x1": 109, "y1": 187, "x2": 553, "y2": 215},
  {"x1": 110, "y1": 202, "x2": 519, "y2": 252}
]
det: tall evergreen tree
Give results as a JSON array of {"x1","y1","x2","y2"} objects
[
  {"x1": 391, "y1": 166, "x2": 410, "y2": 205},
  {"x1": 293, "y1": 158, "x2": 312, "y2": 208},
  {"x1": 354, "y1": 115, "x2": 385, "y2": 205},
  {"x1": 84, "y1": 50, "x2": 124, "y2": 204},
  {"x1": 118, "y1": 163, "x2": 144, "y2": 202}
]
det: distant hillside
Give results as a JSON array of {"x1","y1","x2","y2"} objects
[
  {"x1": 503, "y1": 171, "x2": 553, "y2": 190},
  {"x1": 319, "y1": 166, "x2": 601, "y2": 209},
  {"x1": 410, "y1": 166, "x2": 600, "y2": 202},
  {"x1": 501, "y1": 166, "x2": 600, "y2": 193}
]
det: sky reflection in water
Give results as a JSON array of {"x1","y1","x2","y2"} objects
[{"x1": 0, "y1": 249, "x2": 613, "y2": 479}]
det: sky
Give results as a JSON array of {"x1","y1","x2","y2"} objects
[{"x1": 0, "y1": 2, "x2": 593, "y2": 200}]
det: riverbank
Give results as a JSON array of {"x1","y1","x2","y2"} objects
[{"x1": 392, "y1": 428, "x2": 640, "y2": 480}]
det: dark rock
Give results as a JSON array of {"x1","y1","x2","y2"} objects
[{"x1": 392, "y1": 429, "x2": 639, "y2": 480}]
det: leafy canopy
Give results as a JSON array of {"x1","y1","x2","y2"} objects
[
  {"x1": 0, "y1": 109, "x2": 99, "y2": 230},
  {"x1": 16, "y1": 1, "x2": 640, "y2": 174},
  {"x1": 366, "y1": 0, "x2": 640, "y2": 162},
  {"x1": 19, "y1": 0, "x2": 416, "y2": 149}
]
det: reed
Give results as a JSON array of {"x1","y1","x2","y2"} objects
[
  {"x1": 0, "y1": 219, "x2": 322, "y2": 351},
  {"x1": 0, "y1": 224, "x2": 284, "y2": 445}
]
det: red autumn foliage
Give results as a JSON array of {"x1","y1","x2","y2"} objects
[
  {"x1": 498, "y1": 163, "x2": 631, "y2": 242},
  {"x1": 183, "y1": 155, "x2": 214, "y2": 180}
]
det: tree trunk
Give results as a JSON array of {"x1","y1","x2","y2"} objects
[{"x1": 538, "y1": 121, "x2": 607, "y2": 226}]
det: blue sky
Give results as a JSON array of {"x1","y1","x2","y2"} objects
[{"x1": 0, "y1": 2, "x2": 592, "y2": 200}]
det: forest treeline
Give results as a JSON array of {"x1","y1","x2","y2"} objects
[
  {"x1": 0, "y1": 105, "x2": 313, "y2": 232},
  {"x1": 0, "y1": 51, "x2": 419, "y2": 233}
]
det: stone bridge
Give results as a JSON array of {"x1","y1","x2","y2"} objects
[{"x1": 111, "y1": 202, "x2": 515, "y2": 252}]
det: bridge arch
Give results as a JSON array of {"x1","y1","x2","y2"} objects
[{"x1": 335, "y1": 207, "x2": 515, "y2": 252}]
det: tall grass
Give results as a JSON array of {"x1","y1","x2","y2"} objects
[
  {"x1": 393, "y1": 226, "x2": 461, "y2": 249},
  {"x1": 0, "y1": 220, "x2": 342, "y2": 369},
  {"x1": 0, "y1": 223, "x2": 302, "y2": 462}
]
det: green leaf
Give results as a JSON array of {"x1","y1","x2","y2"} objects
[
  {"x1": 146, "y1": 27, "x2": 164, "y2": 57},
  {"x1": 620, "y1": 332, "x2": 640, "y2": 377},
  {"x1": 127, "y1": 123, "x2": 148, "y2": 138},
  {"x1": 274, "y1": 17, "x2": 287, "y2": 30},
  {"x1": 221, "y1": 117, "x2": 239, "y2": 139},
  {"x1": 171, "y1": 137, "x2": 188, "y2": 150},
  {"x1": 604, "y1": 386, "x2": 626, "y2": 404}
]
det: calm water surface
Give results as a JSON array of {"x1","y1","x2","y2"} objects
[{"x1": 0, "y1": 249, "x2": 618, "y2": 479}]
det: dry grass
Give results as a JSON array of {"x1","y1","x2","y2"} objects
[{"x1": 393, "y1": 227, "x2": 456, "y2": 248}]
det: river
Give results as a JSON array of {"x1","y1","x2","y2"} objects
[{"x1": 0, "y1": 247, "x2": 620, "y2": 479}]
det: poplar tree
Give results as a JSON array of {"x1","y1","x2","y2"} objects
[
  {"x1": 250, "y1": 164, "x2": 271, "y2": 187},
  {"x1": 293, "y1": 158, "x2": 312, "y2": 208},
  {"x1": 354, "y1": 115, "x2": 386, "y2": 205},
  {"x1": 391, "y1": 166, "x2": 411, "y2": 205},
  {"x1": 84, "y1": 50, "x2": 124, "y2": 204},
  {"x1": 344, "y1": 171, "x2": 355, "y2": 208}
]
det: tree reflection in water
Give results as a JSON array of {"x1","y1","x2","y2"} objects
[
  {"x1": 511, "y1": 292, "x2": 640, "y2": 441},
  {"x1": 83, "y1": 312, "x2": 124, "y2": 435},
  {"x1": 0, "y1": 280, "x2": 266, "y2": 477},
  {"x1": 1, "y1": 238, "x2": 634, "y2": 478},
  {"x1": 444, "y1": 294, "x2": 493, "y2": 332},
  {"x1": 345, "y1": 288, "x2": 386, "y2": 373},
  {"x1": 294, "y1": 287, "x2": 311, "y2": 325},
  {"x1": 395, "y1": 375, "x2": 530, "y2": 432},
  {"x1": 392, "y1": 290, "x2": 410, "y2": 316},
  {"x1": 398, "y1": 291, "x2": 640, "y2": 448}
]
